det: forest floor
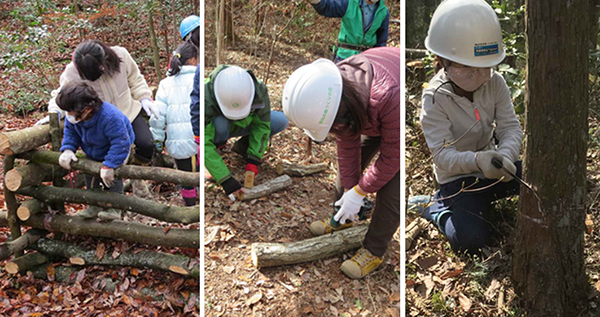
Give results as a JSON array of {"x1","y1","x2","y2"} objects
[
  {"x1": 203, "y1": 1, "x2": 401, "y2": 316},
  {"x1": 405, "y1": 64, "x2": 600, "y2": 316},
  {"x1": 0, "y1": 2, "x2": 199, "y2": 316}
]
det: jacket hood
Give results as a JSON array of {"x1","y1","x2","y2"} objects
[
  {"x1": 336, "y1": 54, "x2": 373, "y2": 124},
  {"x1": 423, "y1": 69, "x2": 456, "y2": 99}
]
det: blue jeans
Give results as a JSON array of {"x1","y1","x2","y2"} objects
[
  {"x1": 212, "y1": 111, "x2": 289, "y2": 146},
  {"x1": 424, "y1": 161, "x2": 522, "y2": 255}
]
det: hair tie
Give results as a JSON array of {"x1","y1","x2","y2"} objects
[{"x1": 172, "y1": 51, "x2": 181, "y2": 59}]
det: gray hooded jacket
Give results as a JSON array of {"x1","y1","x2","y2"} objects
[{"x1": 420, "y1": 70, "x2": 523, "y2": 184}]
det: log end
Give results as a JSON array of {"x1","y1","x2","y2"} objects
[
  {"x1": 69, "y1": 257, "x2": 86, "y2": 265},
  {"x1": 251, "y1": 244, "x2": 260, "y2": 268},
  {"x1": 16, "y1": 206, "x2": 30, "y2": 222},
  {"x1": 275, "y1": 163, "x2": 284, "y2": 175},
  {"x1": 169, "y1": 265, "x2": 189, "y2": 275},
  {"x1": 0, "y1": 134, "x2": 13, "y2": 156},
  {"x1": 5, "y1": 262, "x2": 19, "y2": 274},
  {"x1": 5, "y1": 169, "x2": 22, "y2": 192}
]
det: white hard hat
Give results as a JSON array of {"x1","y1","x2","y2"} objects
[
  {"x1": 214, "y1": 66, "x2": 255, "y2": 120},
  {"x1": 282, "y1": 59, "x2": 342, "y2": 142},
  {"x1": 425, "y1": 0, "x2": 506, "y2": 68}
]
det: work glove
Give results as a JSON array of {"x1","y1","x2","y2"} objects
[
  {"x1": 141, "y1": 98, "x2": 160, "y2": 118},
  {"x1": 100, "y1": 166, "x2": 115, "y2": 188},
  {"x1": 334, "y1": 186, "x2": 366, "y2": 224},
  {"x1": 221, "y1": 177, "x2": 242, "y2": 197},
  {"x1": 194, "y1": 135, "x2": 199, "y2": 145},
  {"x1": 306, "y1": 0, "x2": 321, "y2": 4},
  {"x1": 34, "y1": 110, "x2": 61, "y2": 126},
  {"x1": 475, "y1": 150, "x2": 516, "y2": 182},
  {"x1": 154, "y1": 141, "x2": 163, "y2": 153},
  {"x1": 59, "y1": 150, "x2": 78, "y2": 170}
]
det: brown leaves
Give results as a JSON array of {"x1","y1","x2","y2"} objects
[
  {"x1": 246, "y1": 292, "x2": 262, "y2": 306},
  {"x1": 458, "y1": 292, "x2": 472, "y2": 312},
  {"x1": 95, "y1": 242, "x2": 105, "y2": 261}
]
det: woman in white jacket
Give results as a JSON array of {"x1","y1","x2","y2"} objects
[
  {"x1": 150, "y1": 42, "x2": 198, "y2": 206},
  {"x1": 410, "y1": 0, "x2": 524, "y2": 255}
]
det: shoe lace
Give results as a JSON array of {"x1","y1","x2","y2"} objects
[{"x1": 351, "y1": 248, "x2": 377, "y2": 267}]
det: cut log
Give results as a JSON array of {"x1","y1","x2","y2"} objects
[
  {"x1": 241, "y1": 175, "x2": 293, "y2": 201},
  {"x1": 275, "y1": 161, "x2": 328, "y2": 177},
  {"x1": 0, "y1": 212, "x2": 199, "y2": 249},
  {"x1": 5, "y1": 251, "x2": 49, "y2": 274},
  {"x1": 406, "y1": 218, "x2": 429, "y2": 251},
  {"x1": 18, "y1": 185, "x2": 199, "y2": 224},
  {"x1": 21, "y1": 150, "x2": 198, "y2": 187},
  {"x1": 5, "y1": 163, "x2": 60, "y2": 192},
  {"x1": 0, "y1": 229, "x2": 46, "y2": 261},
  {"x1": 0, "y1": 124, "x2": 55, "y2": 155},
  {"x1": 17, "y1": 199, "x2": 44, "y2": 221},
  {"x1": 32, "y1": 239, "x2": 199, "y2": 278},
  {"x1": 3, "y1": 155, "x2": 21, "y2": 254},
  {"x1": 251, "y1": 223, "x2": 369, "y2": 267}
]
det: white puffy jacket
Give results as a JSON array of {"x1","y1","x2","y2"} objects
[{"x1": 150, "y1": 65, "x2": 197, "y2": 160}]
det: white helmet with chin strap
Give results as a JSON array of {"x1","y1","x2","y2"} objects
[
  {"x1": 282, "y1": 59, "x2": 343, "y2": 142},
  {"x1": 425, "y1": 0, "x2": 506, "y2": 68},
  {"x1": 214, "y1": 66, "x2": 255, "y2": 120}
]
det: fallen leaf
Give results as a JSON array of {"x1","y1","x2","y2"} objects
[
  {"x1": 76, "y1": 269, "x2": 86, "y2": 283},
  {"x1": 131, "y1": 268, "x2": 139, "y2": 276},
  {"x1": 388, "y1": 291, "x2": 400, "y2": 302},
  {"x1": 458, "y1": 292, "x2": 472, "y2": 312},
  {"x1": 440, "y1": 269, "x2": 463, "y2": 280},
  {"x1": 247, "y1": 292, "x2": 262, "y2": 306},
  {"x1": 164, "y1": 225, "x2": 173, "y2": 234},
  {"x1": 222, "y1": 266, "x2": 235, "y2": 274},
  {"x1": 416, "y1": 256, "x2": 438, "y2": 270},
  {"x1": 95, "y1": 243, "x2": 105, "y2": 261},
  {"x1": 46, "y1": 265, "x2": 55, "y2": 282}
]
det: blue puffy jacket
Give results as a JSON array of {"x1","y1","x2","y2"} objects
[{"x1": 60, "y1": 102, "x2": 135, "y2": 168}]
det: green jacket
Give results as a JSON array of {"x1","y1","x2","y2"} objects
[
  {"x1": 204, "y1": 65, "x2": 271, "y2": 185},
  {"x1": 338, "y1": 0, "x2": 389, "y2": 60}
]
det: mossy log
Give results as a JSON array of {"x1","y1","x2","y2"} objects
[{"x1": 0, "y1": 229, "x2": 46, "y2": 261}]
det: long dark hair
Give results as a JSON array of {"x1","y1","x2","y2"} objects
[
  {"x1": 73, "y1": 40, "x2": 122, "y2": 81},
  {"x1": 331, "y1": 77, "x2": 368, "y2": 136},
  {"x1": 185, "y1": 27, "x2": 199, "y2": 49},
  {"x1": 168, "y1": 42, "x2": 198, "y2": 76}
]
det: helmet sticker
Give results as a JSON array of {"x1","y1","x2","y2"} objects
[
  {"x1": 232, "y1": 102, "x2": 240, "y2": 108},
  {"x1": 474, "y1": 43, "x2": 499, "y2": 57}
]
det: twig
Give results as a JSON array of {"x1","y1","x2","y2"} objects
[
  {"x1": 431, "y1": 120, "x2": 480, "y2": 160},
  {"x1": 366, "y1": 278, "x2": 376, "y2": 312},
  {"x1": 263, "y1": 6, "x2": 299, "y2": 85}
]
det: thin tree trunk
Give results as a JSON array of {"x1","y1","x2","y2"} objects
[
  {"x1": 4, "y1": 163, "x2": 57, "y2": 192},
  {"x1": 148, "y1": 1, "x2": 163, "y2": 80},
  {"x1": 512, "y1": 1, "x2": 590, "y2": 315},
  {"x1": 159, "y1": 0, "x2": 171, "y2": 60},
  {"x1": 217, "y1": 0, "x2": 225, "y2": 65},
  {"x1": 5, "y1": 252, "x2": 49, "y2": 274},
  {"x1": 17, "y1": 199, "x2": 44, "y2": 222},
  {"x1": 18, "y1": 185, "x2": 199, "y2": 224},
  {"x1": 0, "y1": 211, "x2": 199, "y2": 249},
  {"x1": 251, "y1": 223, "x2": 369, "y2": 267},
  {"x1": 241, "y1": 175, "x2": 292, "y2": 201},
  {"x1": 32, "y1": 239, "x2": 199, "y2": 278},
  {"x1": 0, "y1": 124, "x2": 55, "y2": 155},
  {"x1": 0, "y1": 229, "x2": 46, "y2": 261}
]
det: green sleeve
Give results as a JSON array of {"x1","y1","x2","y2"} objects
[
  {"x1": 204, "y1": 121, "x2": 232, "y2": 185},
  {"x1": 246, "y1": 82, "x2": 271, "y2": 162}
]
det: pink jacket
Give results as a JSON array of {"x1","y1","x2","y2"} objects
[{"x1": 336, "y1": 47, "x2": 400, "y2": 193}]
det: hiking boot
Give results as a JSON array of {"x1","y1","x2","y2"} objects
[
  {"x1": 309, "y1": 219, "x2": 354, "y2": 236},
  {"x1": 131, "y1": 179, "x2": 152, "y2": 199},
  {"x1": 78, "y1": 206, "x2": 102, "y2": 219},
  {"x1": 340, "y1": 248, "x2": 383, "y2": 279},
  {"x1": 231, "y1": 136, "x2": 249, "y2": 158},
  {"x1": 98, "y1": 208, "x2": 122, "y2": 221}
]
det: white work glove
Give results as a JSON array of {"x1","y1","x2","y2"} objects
[
  {"x1": 334, "y1": 186, "x2": 366, "y2": 224},
  {"x1": 58, "y1": 150, "x2": 78, "y2": 170},
  {"x1": 475, "y1": 150, "x2": 516, "y2": 182},
  {"x1": 141, "y1": 98, "x2": 160, "y2": 118},
  {"x1": 100, "y1": 166, "x2": 115, "y2": 188},
  {"x1": 306, "y1": 0, "x2": 321, "y2": 4}
]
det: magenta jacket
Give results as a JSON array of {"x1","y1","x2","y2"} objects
[{"x1": 335, "y1": 46, "x2": 400, "y2": 193}]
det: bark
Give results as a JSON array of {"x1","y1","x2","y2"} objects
[
  {"x1": 512, "y1": 1, "x2": 590, "y2": 315},
  {"x1": 17, "y1": 199, "x2": 44, "y2": 221},
  {"x1": 241, "y1": 175, "x2": 293, "y2": 201},
  {"x1": 18, "y1": 185, "x2": 199, "y2": 224},
  {"x1": 5, "y1": 252, "x2": 49, "y2": 274},
  {"x1": 4, "y1": 163, "x2": 58, "y2": 192},
  {"x1": 216, "y1": 0, "x2": 225, "y2": 65},
  {"x1": 0, "y1": 229, "x2": 46, "y2": 261},
  {"x1": 275, "y1": 161, "x2": 328, "y2": 177},
  {"x1": 0, "y1": 124, "x2": 54, "y2": 155},
  {"x1": 22, "y1": 150, "x2": 198, "y2": 188},
  {"x1": 32, "y1": 239, "x2": 199, "y2": 278},
  {"x1": 0, "y1": 212, "x2": 199, "y2": 249},
  {"x1": 251, "y1": 223, "x2": 369, "y2": 267},
  {"x1": 405, "y1": 218, "x2": 428, "y2": 251},
  {"x1": 3, "y1": 155, "x2": 21, "y2": 254},
  {"x1": 147, "y1": 1, "x2": 163, "y2": 79}
]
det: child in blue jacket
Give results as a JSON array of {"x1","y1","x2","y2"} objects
[{"x1": 56, "y1": 80, "x2": 135, "y2": 220}]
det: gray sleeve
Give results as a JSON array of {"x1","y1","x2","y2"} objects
[{"x1": 493, "y1": 75, "x2": 523, "y2": 162}]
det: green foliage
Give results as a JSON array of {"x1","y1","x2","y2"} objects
[{"x1": 430, "y1": 291, "x2": 449, "y2": 313}]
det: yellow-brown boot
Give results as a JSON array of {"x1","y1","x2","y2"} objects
[{"x1": 340, "y1": 248, "x2": 383, "y2": 279}]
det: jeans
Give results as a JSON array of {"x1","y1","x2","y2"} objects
[{"x1": 212, "y1": 111, "x2": 289, "y2": 145}]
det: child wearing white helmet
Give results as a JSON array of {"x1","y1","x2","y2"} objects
[
  {"x1": 205, "y1": 66, "x2": 289, "y2": 198},
  {"x1": 410, "y1": 0, "x2": 524, "y2": 255},
  {"x1": 282, "y1": 46, "x2": 400, "y2": 279}
]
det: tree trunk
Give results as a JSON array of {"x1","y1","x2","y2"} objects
[
  {"x1": 4, "y1": 163, "x2": 57, "y2": 192},
  {"x1": 22, "y1": 150, "x2": 198, "y2": 188},
  {"x1": 251, "y1": 223, "x2": 369, "y2": 267},
  {"x1": 512, "y1": 1, "x2": 590, "y2": 315},
  {"x1": 17, "y1": 199, "x2": 44, "y2": 221},
  {"x1": 275, "y1": 161, "x2": 328, "y2": 177},
  {"x1": 32, "y1": 239, "x2": 199, "y2": 278},
  {"x1": 224, "y1": 0, "x2": 235, "y2": 45},
  {"x1": 5, "y1": 252, "x2": 49, "y2": 274},
  {"x1": 0, "y1": 229, "x2": 46, "y2": 261},
  {"x1": 159, "y1": 0, "x2": 171, "y2": 62},
  {"x1": 147, "y1": 1, "x2": 163, "y2": 80},
  {"x1": 0, "y1": 124, "x2": 54, "y2": 155},
  {"x1": 3, "y1": 155, "x2": 21, "y2": 254},
  {"x1": 241, "y1": 175, "x2": 292, "y2": 201},
  {"x1": 49, "y1": 112, "x2": 66, "y2": 222},
  {"x1": 0, "y1": 212, "x2": 199, "y2": 249},
  {"x1": 216, "y1": 0, "x2": 225, "y2": 65},
  {"x1": 18, "y1": 185, "x2": 199, "y2": 224}
]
